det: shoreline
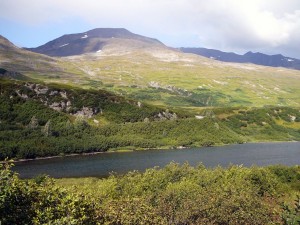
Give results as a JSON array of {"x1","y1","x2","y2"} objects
[
  {"x1": 3, "y1": 140, "x2": 299, "y2": 164},
  {"x1": 2, "y1": 151, "x2": 109, "y2": 164}
]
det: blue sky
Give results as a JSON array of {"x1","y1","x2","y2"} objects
[
  {"x1": 1, "y1": 0, "x2": 300, "y2": 58},
  {"x1": 0, "y1": 17, "x2": 94, "y2": 48}
]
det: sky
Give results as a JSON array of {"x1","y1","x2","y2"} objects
[{"x1": 1, "y1": 0, "x2": 300, "y2": 58}]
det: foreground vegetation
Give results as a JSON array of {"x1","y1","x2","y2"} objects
[{"x1": 1, "y1": 162, "x2": 300, "y2": 224}]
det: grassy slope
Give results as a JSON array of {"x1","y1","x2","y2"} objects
[
  {"x1": 2, "y1": 42, "x2": 300, "y2": 108},
  {"x1": 47, "y1": 50, "x2": 300, "y2": 108}
]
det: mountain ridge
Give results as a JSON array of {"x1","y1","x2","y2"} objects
[
  {"x1": 180, "y1": 47, "x2": 300, "y2": 70},
  {"x1": 22, "y1": 27, "x2": 300, "y2": 71}
]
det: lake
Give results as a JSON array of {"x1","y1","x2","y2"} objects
[{"x1": 13, "y1": 142, "x2": 300, "y2": 178}]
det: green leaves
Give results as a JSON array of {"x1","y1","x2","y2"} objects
[{"x1": 282, "y1": 195, "x2": 300, "y2": 225}]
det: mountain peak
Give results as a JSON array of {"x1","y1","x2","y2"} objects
[
  {"x1": 26, "y1": 28, "x2": 165, "y2": 57},
  {"x1": 244, "y1": 51, "x2": 254, "y2": 55},
  {"x1": 86, "y1": 28, "x2": 131, "y2": 37}
]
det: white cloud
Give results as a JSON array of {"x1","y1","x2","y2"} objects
[{"x1": 1, "y1": 0, "x2": 300, "y2": 57}]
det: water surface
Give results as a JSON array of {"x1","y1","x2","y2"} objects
[{"x1": 13, "y1": 142, "x2": 300, "y2": 178}]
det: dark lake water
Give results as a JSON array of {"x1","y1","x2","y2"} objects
[{"x1": 13, "y1": 142, "x2": 300, "y2": 178}]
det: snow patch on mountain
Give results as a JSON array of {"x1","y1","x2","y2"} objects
[{"x1": 59, "y1": 43, "x2": 69, "y2": 48}]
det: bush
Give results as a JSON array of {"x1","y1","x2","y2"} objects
[
  {"x1": 2, "y1": 162, "x2": 299, "y2": 224},
  {"x1": 0, "y1": 162, "x2": 98, "y2": 225}
]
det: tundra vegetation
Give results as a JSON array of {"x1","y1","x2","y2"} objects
[{"x1": 1, "y1": 162, "x2": 300, "y2": 224}]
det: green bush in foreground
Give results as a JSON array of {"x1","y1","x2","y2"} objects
[
  {"x1": 0, "y1": 163, "x2": 98, "y2": 225},
  {"x1": 1, "y1": 162, "x2": 300, "y2": 224}
]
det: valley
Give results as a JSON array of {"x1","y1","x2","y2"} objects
[{"x1": 1, "y1": 27, "x2": 300, "y2": 225}]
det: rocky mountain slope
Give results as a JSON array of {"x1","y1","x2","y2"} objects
[
  {"x1": 180, "y1": 47, "x2": 300, "y2": 70},
  {"x1": 26, "y1": 28, "x2": 166, "y2": 57}
]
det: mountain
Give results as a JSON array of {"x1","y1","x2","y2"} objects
[
  {"x1": 0, "y1": 35, "x2": 60, "y2": 73},
  {"x1": 0, "y1": 35, "x2": 89, "y2": 83},
  {"x1": 26, "y1": 28, "x2": 166, "y2": 57},
  {"x1": 1, "y1": 32, "x2": 300, "y2": 108},
  {"x1": 180, "y1": 47, "x2": 300, "y2": 70}
]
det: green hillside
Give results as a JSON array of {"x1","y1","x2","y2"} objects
[{"x1": 0, "y1": 78, "x2": 300, "y2": 160}]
